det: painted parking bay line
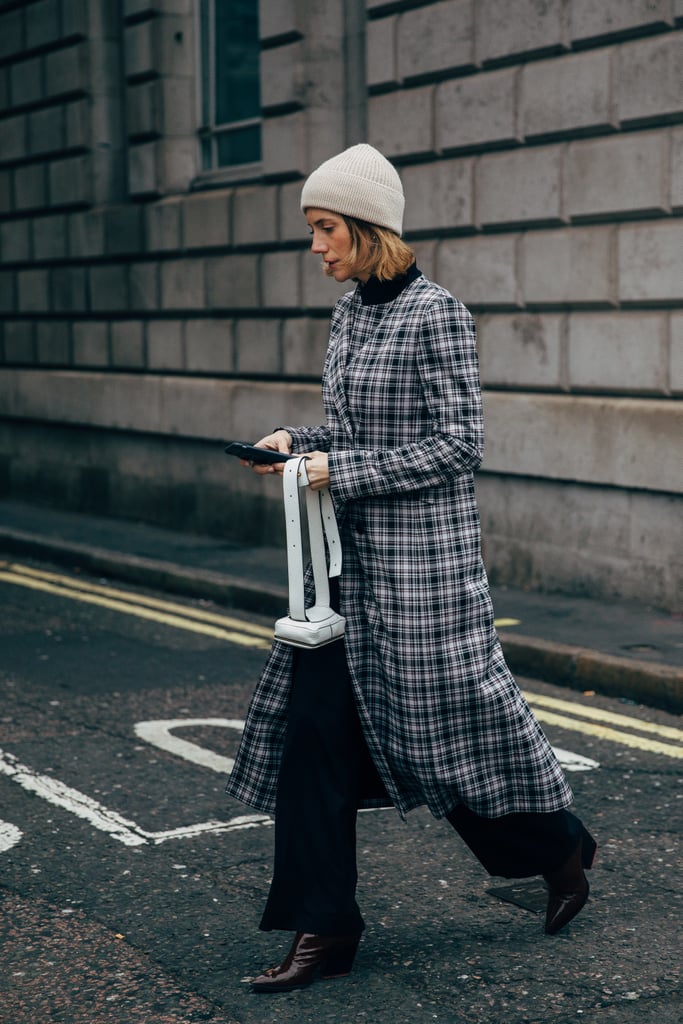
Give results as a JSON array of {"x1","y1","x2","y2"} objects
[
  {"x1": 0, "y1": 819, "x2": 23, "y2": 853},
  {"x1": 134, "y1": 718, "x2": 243, "y2": 775},
  {"x1": 0, "y1": 563, "x2": 271, "y2": 650},
  {"x1": 0, "y1": 746, "x2": 271, "y2": 847},
  {"x1": 523, "y1": 690, "x2": 683, "y2": 759}
]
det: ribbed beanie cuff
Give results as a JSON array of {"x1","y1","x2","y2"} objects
[{"x1": 300, "y1": 143, "x2": 404, "y2": 235}]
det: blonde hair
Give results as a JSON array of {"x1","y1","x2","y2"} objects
[{"x1": 324, "y1": 217, "x2": 415, "y2": 282}]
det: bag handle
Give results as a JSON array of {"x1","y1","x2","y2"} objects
[{"x1": 282, "y1": 456, "x2": 341, "y2": 623}]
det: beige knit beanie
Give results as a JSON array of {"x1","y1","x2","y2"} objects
[{"x1": 300, "y1": 143, "x2": 405, "y2": 235}]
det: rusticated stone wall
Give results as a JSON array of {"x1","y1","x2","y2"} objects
[{"x1": 0, "y1": 0, "x2": 681, "y2": 608}]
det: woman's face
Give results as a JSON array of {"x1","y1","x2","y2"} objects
[{"x1": 305, "y1": 208, "x2": 368, "y2": 282}]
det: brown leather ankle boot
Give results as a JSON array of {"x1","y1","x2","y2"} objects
[
  {"x1": 251, "y1": 932, "x2": 361, "y2": 993},
  {"x1": 543, "y1": 841, "x2": 590, "y2": 935}
]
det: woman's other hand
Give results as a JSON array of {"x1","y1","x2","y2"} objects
[
  {"x1": 242, "y1": 430, "x2": 293, "y2": 475},
  {"x1": 302, "y1": 451, "x2": 330, "y2": 491}
]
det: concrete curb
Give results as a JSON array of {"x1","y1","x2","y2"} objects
[
  {"x1": 1, "y1": 526, "x2": 681, "y2": 714},
  {"x1": 499, "y1": 632, "x2": 683, "y2": 714}
]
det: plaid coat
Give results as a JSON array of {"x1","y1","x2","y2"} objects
[{"x1": 226, "y1": 273, "x2": 573, "y2": 819}]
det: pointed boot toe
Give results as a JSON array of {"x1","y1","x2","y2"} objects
[
  {"x1": 543, "y1": 841, "x2": 591, "y2": 936},
  {"x1": 544, "y1": 875, "x2": 589, "y2": 935},
  {"x1": 251, "y1": 932, "x2": 360, "y2": 993}
]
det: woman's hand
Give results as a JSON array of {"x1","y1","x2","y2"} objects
[
  {"x1": 241, "y1": 430, "x2": 292, "y2": 475},
  {"x1": 302, "y1": 451, "x2": 330, "y2": 491}
]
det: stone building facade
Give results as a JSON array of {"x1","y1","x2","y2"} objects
[{"x1": 0, "y1": 0, "x2": 681, "y2": 609}]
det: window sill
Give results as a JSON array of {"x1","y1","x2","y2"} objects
[{"x1": 191, "y1": 162, "x2": 264, "y2": 190}]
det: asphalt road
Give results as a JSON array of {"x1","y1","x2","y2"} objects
[{"x1": 0, "y1": 557, "x2": 681, "y2": 1024}]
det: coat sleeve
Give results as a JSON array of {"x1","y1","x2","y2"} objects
[
  {"x1": 328, "y1": 294, "x2": 484, "y2": 502},
  {"x1": 280, "y1": 424, "x2": 332, "y2": 452}
]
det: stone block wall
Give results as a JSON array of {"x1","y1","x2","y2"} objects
[
  {"x1": 0, "y1": 0, "x2": 681, "y2": 608},
  {"x1": 365, "y1": 0, "x2": 682, "y2": 608}
]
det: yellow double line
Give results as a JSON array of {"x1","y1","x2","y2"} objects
[
  {"x1": 523, "y1": 690, "x2": 683, "y2": 760},
  {"x1": 0, "y1": 560, "x2": 272, "y2": 650},
  {"x1": 2, "y1": 560, "x2": 681, "y2": 760}
]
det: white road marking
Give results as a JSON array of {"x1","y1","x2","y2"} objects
[
  {"x1": 0, "y1": 710, "x2": 600, "y2": 854},
  {"x1": 0, "y1": 747, "x2": 146, "y2": 846},
  {"x1": 135, "y1": 816, "x2": 272, "y2": 843},
  {"x1": 133, "y1": 718, "x2": 599, "y2": 777},
  {"x1": 0, "y1": 746, "x2": 271, "y2": 847},
  {"x1": 552, "y1": 747, "x2": 600, "y2": 772},
  {"x1": 134, "y1": 718, "x2": 244, "y2": 776},
  {"x1": 0, "y1": 819, "x2": 23, "y2": 852}
]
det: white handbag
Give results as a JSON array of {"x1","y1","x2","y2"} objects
[{"x1": 273, "y1": 456, "x2": 346, "y2": 648}]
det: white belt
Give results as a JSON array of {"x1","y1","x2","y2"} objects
[{"x1": 274, "y1": 456, "x2": 346, "y2": 648}]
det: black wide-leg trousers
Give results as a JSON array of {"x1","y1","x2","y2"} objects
[
  {"x1": 259, "y1": 639, "x2": 372, "y2": 935},
  {"x1": 260, "y1": 638, "x2": 595, "y2": 936}
]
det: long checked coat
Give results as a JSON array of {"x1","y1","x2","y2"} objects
[{"x1": 226, "y1": 269, "x2": 573, "y2": 820}]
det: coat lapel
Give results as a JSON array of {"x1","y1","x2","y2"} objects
[{"x1": 325, "y1": 292, "x2": 358, "y2": 443}]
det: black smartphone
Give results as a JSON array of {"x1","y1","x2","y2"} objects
[{"x1": 224, "y1": 442, "x2": 297, "y2": 465}]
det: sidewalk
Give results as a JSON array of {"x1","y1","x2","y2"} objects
[{"x1": 0, "y1": 498, "x2": 680, "y2": 713}]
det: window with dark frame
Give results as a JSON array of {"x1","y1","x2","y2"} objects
[{"x1": 199, "y1": 0, "x2": 261, "y2": 171}]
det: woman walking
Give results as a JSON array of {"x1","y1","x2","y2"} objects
[{"x1": 226, "y1": 143, "x2": 596, "y2": 993}]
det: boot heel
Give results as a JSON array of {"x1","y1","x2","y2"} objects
[{"x1": 320, "y1": 938, "x2": 359, "y2": 979}]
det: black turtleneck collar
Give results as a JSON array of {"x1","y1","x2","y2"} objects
[{"x1": 358, "y1": 262, "x2": 421, "y2": 306}]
